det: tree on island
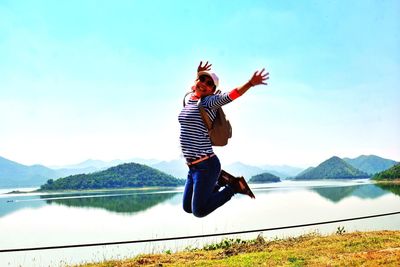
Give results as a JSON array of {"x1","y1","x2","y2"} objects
[
  {"x1": 372, "y1": 163, "x2": 400, "y2": 181},
  {"x1": 249, "y1": 173, "x2": 281, "y2": 183}
]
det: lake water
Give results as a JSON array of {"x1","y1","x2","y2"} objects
[{"x1": 1, "y1": 180, "x2": 400, "y2": 267}]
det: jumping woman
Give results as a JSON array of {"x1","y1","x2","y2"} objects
[{"x1": 179, "y1": 61, "x2": 269, "y2": 218}]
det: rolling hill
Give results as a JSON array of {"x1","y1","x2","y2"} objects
[
  {"x1": 343, "y1": 155, "x2": 398, "y2": 175},
  {"x1": 295, "y1": 156, "x2": 369, "y2": 179}
]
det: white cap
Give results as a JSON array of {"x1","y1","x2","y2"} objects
[{"x1": 197, "y1": 70, "x2": 219, "y2": 88}]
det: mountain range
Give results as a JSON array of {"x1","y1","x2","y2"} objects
[
  {"x1": 343, "y1": 155, "x2": 398, "y2": 175},
  {"x1": 50, "y1": 158, "x2": 160, "y2": 170},
  {"x1": 0, "y1": 156, "x2": 162, "y2": 188},
  {"x1": 122, "y1": 159, "x2": 303, "y2": 181},
  {"x1": 0, "y1": 154, "x2": 398, "y2": 188},
  {"x1": 0, "y1": 156, "x2": 77, "y2": 187}
]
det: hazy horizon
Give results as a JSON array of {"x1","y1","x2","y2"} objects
[{"x1": 1, "y1": 153, "x2": 398, "y2": 171}]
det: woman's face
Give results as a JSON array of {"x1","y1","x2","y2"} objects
[{"x1": 194, "y1": 75, "x2": 215, "y2": 97}]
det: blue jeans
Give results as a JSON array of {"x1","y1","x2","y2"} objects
[{"x1": 183, "y1": 155, "x2": 235, "y2": 218}]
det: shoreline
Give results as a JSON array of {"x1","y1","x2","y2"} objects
[
  {"x1": 2, "y1": 186, "x2": 183, "y2": 195},
  {"x1": 373, "y1": 179, "x2": 400, "y2": 185}
]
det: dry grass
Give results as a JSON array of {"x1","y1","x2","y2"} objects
[
  {"x1": 374, "y1": 179, "x2": 400, "y2": 185},
  {"x1": 76, "y1": 230, "x2": 400, "y2": 267}
]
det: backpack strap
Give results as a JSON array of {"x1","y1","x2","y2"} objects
[
  {"x1": 183, "y1": 90, "x2": 222, "y2": 130},
  {"x1": 197, "y1": 99, "x2": 213, "y2": 130},
  {"x1": 182, "y1": 91, "x2": 192, "y2": 107}
]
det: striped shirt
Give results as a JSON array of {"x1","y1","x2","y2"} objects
[{"x1": 178, "y1": 90, "x2": 241, "y2": 162}]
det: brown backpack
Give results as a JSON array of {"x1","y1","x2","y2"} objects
[{"x1": 183, "y1": 91, "x2": 232, "y2": 146}]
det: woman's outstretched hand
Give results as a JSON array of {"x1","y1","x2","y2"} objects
[
  {"x1": 197, "y1": 61, "x2": 212, "y2": 72},
  {"x1": 249, "y1": 68, "x2": 269, "y2": 86},
  {"x1": 236, "y1": 68, "x2": 270, "y2": 96}
]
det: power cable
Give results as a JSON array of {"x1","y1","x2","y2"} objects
[{"x1": 1, "y1": 211, "x2": 399, "y2": 253}]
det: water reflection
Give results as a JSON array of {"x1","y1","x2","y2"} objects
[
  {"x1": 310, "y1": 184, "x2": 388, "y2": 203},
  {"x1": 0, "y1": 199, "x2": 45, "y2": 218},
  {"x1": 375, "y1": 183, "x2": 400, "y2": 197},
  {"x1": 42, "y1": 191, "x2": 178, "y2": 214},
  {"x1": 2, "y1": 183, "x2": 399, "y2": 218},
  {"x1": 0, "y1": 189, "x2": 180, "y2": 217}
]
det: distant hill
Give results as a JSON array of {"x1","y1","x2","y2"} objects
[
  {"x1": 223, "y1": 162, "x2": 265, "y2": 180},
  {"x1": 259, "y1": 164, "x2": 304, "y2": 178},
  {"x1": 151, "y1": 159, "x2": 188, "y2": 179},
  {"x1": 52, "y1": 158, "x2": 161, "y2": 170},
  {"x1": 0, "y1": 156, "x2": 58, "y2": 187},
  {"x1": 343, "y1": 155, "x2": 398, "y2": 175},
  {"x1": 0, "y1": 156, "x2": 163, "y2": 188},
  {"x1": 372, "y1": 163, "x2": 400, "y2": 181},
  {"x1": 0, "y1": 156, "x2": 117, "y2": 188},
  {"x1": 39, "y1": 162, "x2": 185, "y2": 191},
  {"x1": 295, "y1": 156, "x2": 369, "y2": 180},
  {"x1": 249, "y1": 173, "x2": 281, "y2": 183},
  {"x1": 149, "y1": 160, "x2": 302, "y2": 180},
  {"x1": 50, "y1": 159, "x2": 130, "y2": 179},
  {"x1": 220, "y1": 162, "x2": 302, "y2": 179},
  {"x1": 150, "y1": 160, "x2": 298, "y2": 180},
  {"x1": 51, "y1": 159, "x2": 124, "y2": 171}
]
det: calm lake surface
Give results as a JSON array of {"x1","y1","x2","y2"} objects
[{"x1": 1, "y1": 180, "x2": 400, "y2": 267}]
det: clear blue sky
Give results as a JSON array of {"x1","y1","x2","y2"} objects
[{"x1": 1, "y1": 0, "x2": 399, "y2": 167}]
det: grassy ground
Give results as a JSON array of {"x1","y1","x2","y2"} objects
[{"x1": 76, "y1": 230, "x2": 400, "y2": 266}]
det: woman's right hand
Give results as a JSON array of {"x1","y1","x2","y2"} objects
[
  {"x1": 236, "y1": 68, "x2": 270, "y2": 96},
  {"x1": 249, "y1": 68, "x2": 269, "y2": 86},
  {"x1": 197, "y1": 61, "x2": 212, "y2": 72}
]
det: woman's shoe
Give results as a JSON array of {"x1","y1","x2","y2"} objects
[
  {"x1": 231, "y1": 176, "x2": 256, "y2": 199},
  {"x1": 218, "y1": 170, "x2": 255, "y2": 199}
]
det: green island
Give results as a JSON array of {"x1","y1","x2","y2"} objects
[
  {"x1": 249, "y1": 172, "x2": 281, "y2": 183},
  {"x1": 74, "y1": 230, "x2": 400, "y2": 266},
  {"x1": 39, "y1": 163, "x2": 185, "y2": 191},
  {"x1": 372, "y1": 163, "x2": 400, "y2": 182},
  {"x1": 371, "y1": 163, "x2": 400, "y2": 196}
]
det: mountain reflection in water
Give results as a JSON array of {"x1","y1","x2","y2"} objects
[
  {"x1": 375, "y1": 183, "x2": 400, "y2": 198},
  {"x1": 309, "y1": 184, "x2": 386, "y2": 203},
  {"x1": 309, "y1": 182, "x2": 400, "y2": 203},
  {"x1": 2, "y1": 182, "x2": 399, "y2": 217},
  {"x1": 41, "y1": 190, "x2": 178, "y2": 214}
]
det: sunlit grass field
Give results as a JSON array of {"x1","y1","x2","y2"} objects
[{"x1": 76, "y1": 230, "x2": 400, "y2": 266}]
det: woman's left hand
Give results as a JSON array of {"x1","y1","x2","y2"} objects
[
  {"x1": 197, "y1": 61, "x2": 212, "y2": 72},
  {"x1": 249, "y1": 68, "x2": 269, "y2": 86}
]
